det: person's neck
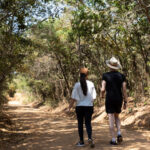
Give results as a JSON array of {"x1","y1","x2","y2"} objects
[{"x1": 110, "y1": 69, "x2": 117, "y2": 72}]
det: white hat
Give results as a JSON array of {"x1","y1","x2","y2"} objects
[{"x1": 106, "y1": 57, "x2": 122, "y2": 70}]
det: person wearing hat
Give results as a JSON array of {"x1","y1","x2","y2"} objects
[
  {"x1": 101, "y1": 57, "x2": 127, "y2": 145},
  {"x1": 69, "y1": 68, "x2": 96, "y2": 148}
]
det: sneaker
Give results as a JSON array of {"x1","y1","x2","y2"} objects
[
  {"x1": 110, "y1": 140, "x2": 118, "y2": 145},
  {"x1": 88, "y1": 139, "x2": 95, "y2": 148},
  {"x1": 117, "y1": 135, "x2": 123, "y2": 143},
  {"x1": 76, "y1": 141, "x2": 85, "y2": 147}
]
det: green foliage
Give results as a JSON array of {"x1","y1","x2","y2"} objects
[
  {"x1": 19, "y1": 0, "x2": 149, "y2": 107},
  {"x1": 9, "y1": 75, "x2": 37, "y2": 103},
  {"x1": 0, "y1": 0, "x2": 58, "y2": 109},
  {"x1": 1, "y1": 0, "x2": 150, "y2": 109},
  {"x1": 8, "y1": 82, "x2": 17, "y2": 97}
]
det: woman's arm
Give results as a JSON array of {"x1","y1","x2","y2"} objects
[
  {"x1": 122, "y1": 82, "x2": 127, "y2": 109},
  {"x1": 101, "y1": 80, "x2": 106, "y2": 98},
  {"x1": 68, "y1": 98, "x2": 76, "y2": 112}
]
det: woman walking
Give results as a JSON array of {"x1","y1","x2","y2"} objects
[
  {"x1": 69, "y1": 68, "x2": 96, "y2": 147},
  {"x1": 101, "y1": 57, "x2": 127, "y2": 145}
]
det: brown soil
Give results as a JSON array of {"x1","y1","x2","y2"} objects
[{"x1": 0, "y1": 100, "x2": 150, "y2": 150}]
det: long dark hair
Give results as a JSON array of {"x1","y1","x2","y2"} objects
[{"x1": 80, "y1": 73, "x2": 87, "y2": 96}]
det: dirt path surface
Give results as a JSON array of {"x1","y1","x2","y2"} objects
[{"x1": 1, "y1": 100, "x2": 150, "y2": 150}]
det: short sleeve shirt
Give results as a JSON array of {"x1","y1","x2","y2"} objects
[
  {"x1": 71, "y1": 80, "x2": 96, "y2": 106},
  {"x1": 102, "y1": 71, "x2": 126, "y2": 102}
]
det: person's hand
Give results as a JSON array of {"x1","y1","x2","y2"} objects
[{"x1": 66, "y1": 107, "x2": 71, "y2": 114}]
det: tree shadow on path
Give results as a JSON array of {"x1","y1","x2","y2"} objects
[{"x1": 1, "y1": 103, "x2": 150, "y2": 150}]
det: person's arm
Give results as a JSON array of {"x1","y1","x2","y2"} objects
[
  {"x1": 101, "y1": 80, "x2": 106, "y2": 98},
  {"x1": 68, "y1": 98, "x2": 76, "y2": 112},
  {"x1": 122, "y1": 82, "x2": 127, "y2": 109},
  {"x1": 68, "y1": 83, "x2": 77, "y2": 112}
]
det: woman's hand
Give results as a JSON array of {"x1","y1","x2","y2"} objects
[
  {"x1": 101, "y1": 80, "x2": 106, "y2": 99},
  {"x1": 66, "y1": 108, "x2": 71, "y2": 114},
  {"x1": 68, "y1": 98, "x2": 75, "y2": 113}
]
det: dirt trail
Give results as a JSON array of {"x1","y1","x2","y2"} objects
[{"x1": 1, "y1": 100, "x2": 150, "y2": 150}]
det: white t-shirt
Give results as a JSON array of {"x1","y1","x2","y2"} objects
[{"x1": 71, "y1": 80, "x2": 96, "y2": 106}]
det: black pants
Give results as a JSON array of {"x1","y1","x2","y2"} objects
[{"x1": 75, "y1": 106, "x2": 93, "y2": 142}]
